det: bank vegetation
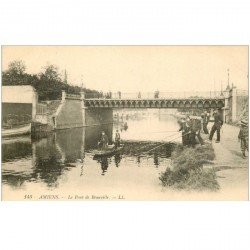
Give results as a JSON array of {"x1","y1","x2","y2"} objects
[{"x1": 159, "y1": 144, "x2": 219, "y2": 191}]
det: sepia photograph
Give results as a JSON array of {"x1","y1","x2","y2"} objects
[
  {"x1": 1, "y1": 1, "x2": 250, "y2": 250},
  {"x1": 1, "y1": 45, "x2": 249, "y2": 201}
]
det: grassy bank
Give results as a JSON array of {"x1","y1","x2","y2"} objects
[{"x1": 159, "y1": 144, "x2": 220, "y2": 191}]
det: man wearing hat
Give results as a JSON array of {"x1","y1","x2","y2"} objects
[
  {"x1": 114, "y1": 129, "x2": 121, "y2": 148},
  {"x1": 190, "y1": 116, "x2": 204, "y2": 147},
  {"x1": 209, "y1": 109, "x2": 223, "y2": 143},
  {"x1": 201, "y1": 110, "x2": 210, "y2": 134},
  {"x1": 178, "y1": 117, "x2": 191, "y2": 146},
  {"x1": 98, "y1": 131, "x2": 109, "y2": 149},
  {"x1": 238, "y1": 119, "x2": 248, "y2": 158}
]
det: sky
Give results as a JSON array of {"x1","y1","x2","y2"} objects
[{"x1": 2, "y1": 46, "x2": 248, "y2": 93}]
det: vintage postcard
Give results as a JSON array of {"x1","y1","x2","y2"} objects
[{"x1": 1, "y1": 45, "x2": 249, "y2": 201}]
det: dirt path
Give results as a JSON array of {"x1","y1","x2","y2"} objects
[{"x1": 208, "y1": 123, "x2": 248, "y2": 200}]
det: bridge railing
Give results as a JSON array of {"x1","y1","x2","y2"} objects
[
  {"x1": 36, "y1": 103, "x2": 48, "y2": 115},
  {"x1": 66, "y1": 93, "x2": 81, "y2": 100},
  {"x1": 85, "y1": 91, "x2": 224, "y2": 99},
  {"x1": 236, "y1": 89, "x2": 248, "y2": 97}
]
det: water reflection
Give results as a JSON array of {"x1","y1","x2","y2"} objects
[
  {"x1": 2, "y1": 113, "x2": 179, "y2": 191},
  {"x1": 114, "y1": 154, "x2": 122, "y2": 168},
  {"x1": 92, "y1": 153, "x2": 123, "y2": 175},
  {"x1": 137, "y1": 156, "x2": 141, "y2": 166},
  {"x1": 2, "y1": 125, "x2": 114, "y2": 187},
  {"x1": 153, "y1": 153, "x2": 159, "y2": 168},
  {"x1": 99, "y1": 157, "x2": 109, "y2": 176},
  {"x1": 2, "y1": 137, "x2": 32, "y2": 162}
]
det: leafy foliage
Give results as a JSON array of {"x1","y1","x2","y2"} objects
[
  {"x1": 7, "y1": 60, "x2": 26, "y2": 75},
  {"x1": 2, "y1": 60, "x2": 100, "y2": 101}
]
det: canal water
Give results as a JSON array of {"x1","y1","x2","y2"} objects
[{"x1": 2, "y1": 110, "x2": 182, "y2": 200}]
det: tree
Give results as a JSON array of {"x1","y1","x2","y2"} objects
[
  {"x1": 7, "y1": 60, "x2": 26, "y2": 75},
  {"x1": 2, "y1": 60, "x2": 28, "y2": 86},
  {"x1": 2, "y1": 61, "x2": 101, "y2": 101},
  {"x1": 41, "y1": 64, "x2": 61, "y2": 81}
]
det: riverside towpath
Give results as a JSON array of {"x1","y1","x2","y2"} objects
[{"x1": 208, "y1": 123, "x2": 249, "y2": 200}]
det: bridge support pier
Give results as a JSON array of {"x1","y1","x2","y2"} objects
[
  {"x1": 84, "y1": 108, "x2": 113, "y2": 126},
  {"x1": 50, "y1": 91, "x2": 113, "y2": 130},
  {"x1": 81, "y1": 91, "x2": 113, "y2": 127}
]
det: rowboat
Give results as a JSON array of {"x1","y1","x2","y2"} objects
[
  {"x1": 2, "y1": 123, "x2": 31, "y2": 138},
  {"x1": 92, "y1": 145, "x2": 124, "y2": 158}
]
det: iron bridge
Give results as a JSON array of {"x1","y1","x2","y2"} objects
[{"x1": 84, "y1": 98, "x2": 225, "y2": 109}]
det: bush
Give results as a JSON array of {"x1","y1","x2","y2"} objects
[
  {"x1": 176, "y1": 169, "x2": 219, "y2": 191},
  {"x1": 159, "y1": 144, "x2": 219, "y2": 191},
  {"x1": 159, "y1": 167, "x2": 189, "y2": 187}
]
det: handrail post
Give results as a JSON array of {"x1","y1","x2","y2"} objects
[
  {"x1": 80, "y1": 91, "x2": 85, "y2": 100},
  {"x1": 61, "y1": 90, "x2": 66, "y2": 102}
]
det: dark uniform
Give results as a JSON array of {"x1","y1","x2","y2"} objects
[
  {"x1": 99, "y1": 133, "x2": 109, "y2": 149},
  {"x1": 178, "y1": 120, "x2": 191, "y2": 146},
  {"x1": 209, "y1": 112, "x2": 223, "y2": 142},
  {"x1": 202, "y1": 112, "x2": 210, "y2": 134},
  {"x1": 115, "y1": 131, "x2": 121, "y2": 148},
  {"x1": 238, "y1": 123, "x2": 248, "y2": 157},
  {"x1": 190, "y1": 118, "x2": 204, "y2": 147}
]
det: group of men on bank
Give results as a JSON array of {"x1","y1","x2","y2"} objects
[
  {"x1": 98, "y1": 109, "x2": 248, "y2": 159},
  {"x1": 178, "y1": 109, "x2": 248, "y2": 158},
  {"x1": 178, "y1": 109, "x2": 223, "y2": 147}
]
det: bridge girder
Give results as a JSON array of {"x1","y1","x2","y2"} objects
[{"x1": 84, "y1": 99, "x2": 225, "y2": 109}]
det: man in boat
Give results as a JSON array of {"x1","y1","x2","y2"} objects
[
  {"x1": 98, "y1": 131, "x2": 109, "y2": 149},
  {"x1": 114, "y1": 129, "x2": 121, "y2": 148}
]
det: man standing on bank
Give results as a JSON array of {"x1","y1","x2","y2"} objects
[
  {"x1": 190, "y1": 116, "x2": 204, "y2": 147},
  {"x1": 201, "y1": 110, "x2": 210, "y2": 134},
  {"x1": 209, "y1": 109, "x2": 223, "y2": 143},
  {"x1": 238, "y1": 119, "x2": 248, "y2": 158},
  {"x1": 178, "y1": 117, "x2": 191, "y2": 146}
]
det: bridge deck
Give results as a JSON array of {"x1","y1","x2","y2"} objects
[
  {"x1": 64, "y1": 92, "x2": 226, "y2": 109},
  {"x1": 83, "y1": 97, "x2": 225, "y2": 109}
]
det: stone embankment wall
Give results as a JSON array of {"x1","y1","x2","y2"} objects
[
  {"x1": 55, "y1": 99, "x2": 84, "y2": 130},
  {"x1": 51, "y1": 96, "x2": 113, "y2": 130}
]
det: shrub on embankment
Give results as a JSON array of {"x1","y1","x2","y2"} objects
[{"x1": 159, "y1": 144, "x2": 219, "y2": 191}]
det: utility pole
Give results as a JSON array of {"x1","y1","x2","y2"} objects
[
  {"x1": 226, "y1": 68, "x2": 230, "y2": 90},
  {"x1": 81, "y1": 74, "x2": 84, "y2": 91},
  {"x1": 80, "y1": 74, "x2": 85, "y2": 100}
]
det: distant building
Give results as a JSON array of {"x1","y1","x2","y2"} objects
[{"x1": 2, "y1": 85, "x2": 38, "y2": 126}]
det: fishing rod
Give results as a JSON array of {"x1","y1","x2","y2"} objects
[
  {"x1": 120, "y1": 131, "x2": 181, "y2": 157},
  {"x1": 120, "y1": 130, "x2": 183, "y2": 134},
  {"x1": 122, "y1": 131, "x2": 180, "y2": 144},
  {"x1": 141, "y1": 131, "x2": 192, "y2": 155}
]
